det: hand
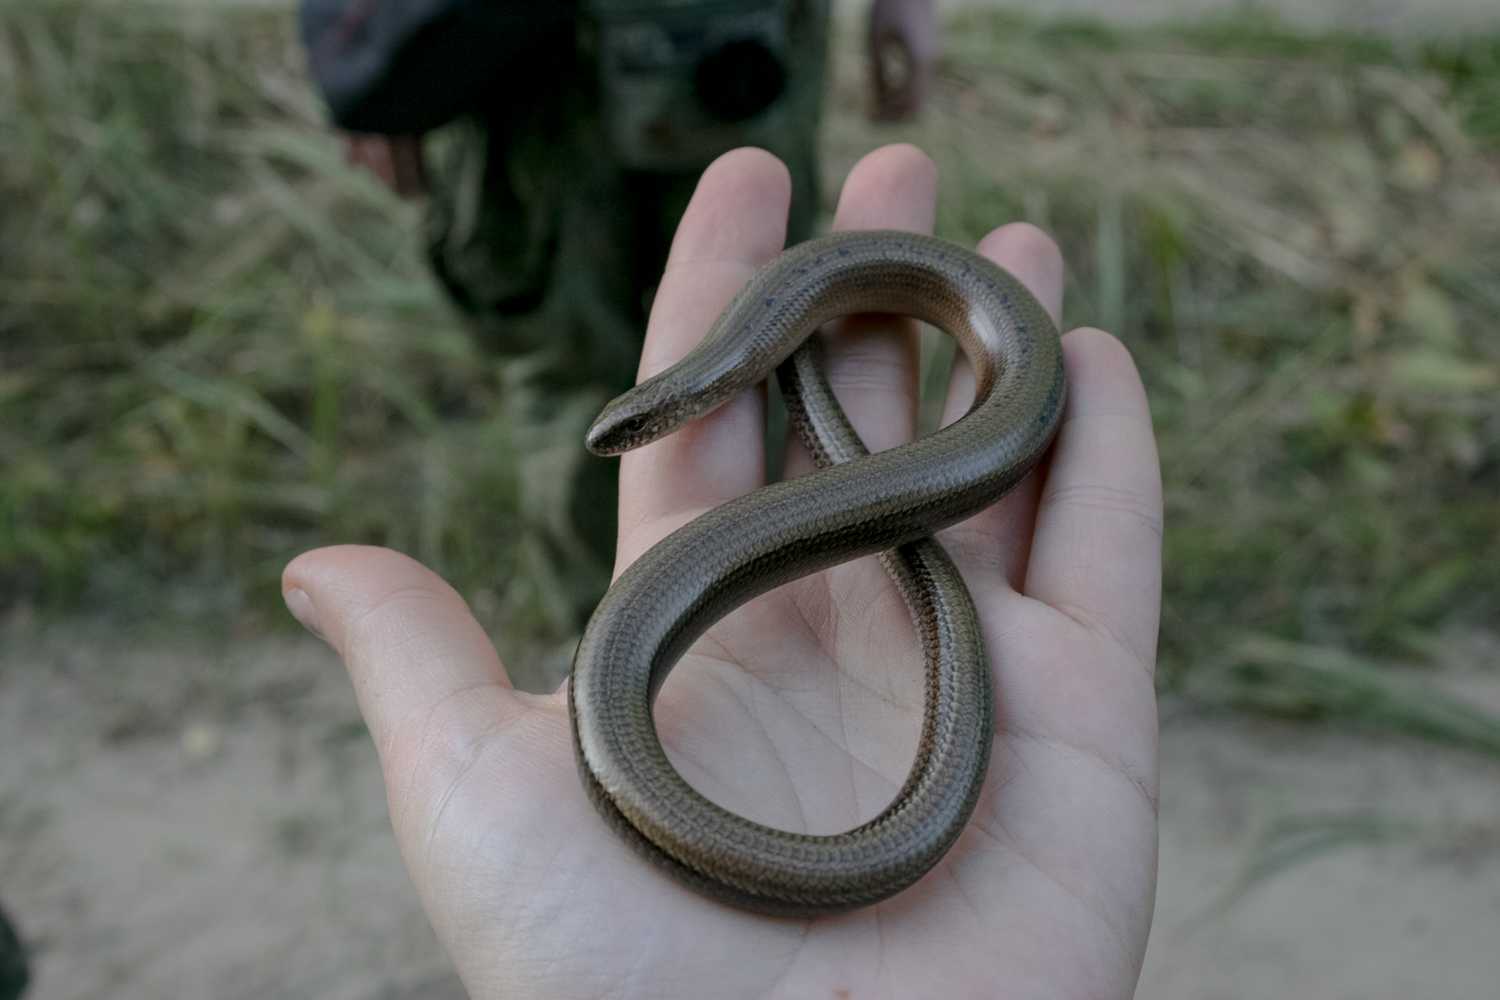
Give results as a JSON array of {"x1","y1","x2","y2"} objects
[
  {"x1": 868, "y1": 0, "x2": 939, "y2": 121},
  {"x1": 341, "y1": 132, "x2": 426, "y2": 198},
  {"x1": 282, "y1": 144, "x2": 1162, "y2": 999}
]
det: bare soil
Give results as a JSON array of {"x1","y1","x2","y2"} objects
[{"x1": 3, "y1": 614, "x2": 1498, "y2": 998}]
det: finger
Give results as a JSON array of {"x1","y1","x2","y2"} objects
[
  {"x1": 941, "y1": 223, "x2": 1065, "y2": 424},
  {"x1": 616, "y1": 148, "x2": 790, "y2": 567},
  {"x1": 936, "y1": 223, "x2": 1065, "y2": 590},
  {"x1": 282, "y1": 545, "x2": 532, "y2": 781},
  {"x1": 1025, "y1": 330, "x2": 1163, "y2": 672},
  {"x1": 782, "y1": 143, "x2": 936, "y2": 478}
]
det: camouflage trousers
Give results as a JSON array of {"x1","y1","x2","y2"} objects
[{"x1": 418, "y1": 11, "x2": 828, "y2": 616}]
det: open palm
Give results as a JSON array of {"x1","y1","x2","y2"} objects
[{"x1": 283, "y1": 144, "x2": 1162, "y2": 1000}]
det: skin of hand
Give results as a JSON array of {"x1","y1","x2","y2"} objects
[
  {"x1": 868, "y1": 0, "x2": 939, "y2": 121},
  {"x1": 283, "y1": 144, "x2": 1162, "y2": 1000},
  {"x1": 341, "y1": 132, "x2": 427, "y2": 198}
]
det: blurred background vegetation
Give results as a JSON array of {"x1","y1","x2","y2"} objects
[{"x1": 2, "y1": 2, "x2": 1497, "y2": 743}]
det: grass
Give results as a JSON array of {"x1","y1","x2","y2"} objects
[
  {"x1": 2, "y1": 2, "x2": 1497, "y2": 731},
  {"x1": 0, "y1": 1, "x2": 590, "y2": 667},
  {"x1": 833, "y1": 8, "x2": 1500, "y2": 724}
]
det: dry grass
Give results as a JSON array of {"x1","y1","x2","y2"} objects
[
  {"x1": 2, "y1": 3, "x2": 1497, "y2": 735},
  {"x1": 826, "y1": 11, "x2": 1500, "y2": 732},
  {"x1": 0, "y1": 2, "x2": 588, "y2": 669}
]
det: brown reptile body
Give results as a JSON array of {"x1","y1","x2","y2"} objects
[{"x1": 569, "y1": 230, "x2": 1066, "y2": 915}]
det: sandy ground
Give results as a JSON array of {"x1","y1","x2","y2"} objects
[{"x1": 3, "y1": 614, "x2": 1498, "y2": 999}]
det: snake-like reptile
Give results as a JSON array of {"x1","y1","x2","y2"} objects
[{"x1": 568, "y1": 230, "x2": 1066, "y2": 915}]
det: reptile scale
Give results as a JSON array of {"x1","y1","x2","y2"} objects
[{"x1": 569, "y1": 230, "x2": 1067, "y2": 915}]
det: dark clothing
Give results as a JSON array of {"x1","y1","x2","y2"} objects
[
  {"x1": 408, "y1": 1, "x2": 829, "y2": 394},
  {"x1": 301, "y1": 2, "x2": 828, "y2": 381},
  {"x1": 299, "y1": 0, "x2": 575, "y2": 134},
  {"x1": 301, "y1": 0, "x2": 830, "y2": 595}
]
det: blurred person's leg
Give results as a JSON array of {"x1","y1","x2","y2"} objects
[
  {"x1": 419, "y1": 1, "x2": 832, "y2": 619},
  {"x1": 422, "y1": 88, "x2": 645, "y2": 616}
]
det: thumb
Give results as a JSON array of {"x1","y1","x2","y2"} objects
[{"x1": 281, "y1": 545, "x2": 535, "y2": 789}]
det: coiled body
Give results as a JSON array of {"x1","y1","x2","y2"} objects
[{"x1": 569, "y1": 230, "x2": 1066, "y2": 915}]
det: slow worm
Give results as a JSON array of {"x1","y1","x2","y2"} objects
[{"x1": 569, "y1": 230, "x2": 1066, "y2": 915}]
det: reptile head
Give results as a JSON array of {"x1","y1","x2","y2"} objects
[{"x1": 585, "y1": 389, "x2": 674, "y2": 456}]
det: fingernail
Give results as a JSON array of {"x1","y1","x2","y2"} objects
[{"x1": 284, "y1": 587, "x2": 325, "y2": 641}]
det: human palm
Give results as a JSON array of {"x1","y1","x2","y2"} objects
[{"x1": 284, "y1": 144, "x2": 1162, "y2": 999}]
